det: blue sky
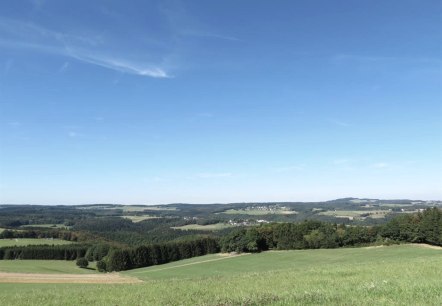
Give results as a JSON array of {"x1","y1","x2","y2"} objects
[{"x1": 0, "y1": 0, "x2": 441, "y2": 204}]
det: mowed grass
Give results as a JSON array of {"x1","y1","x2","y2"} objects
[
  {"x1": 0, "y1": 238, "x2": 74, "y2": 247},
  {"x1": 0, "y1": 260, "x2": 98, "y2": 274},
  {"x1": 171, "y1": 223, "x2": 234, "y2": 231},
  {"x1": 0, "y1": 245, "x2": 440, "y2": 305}
]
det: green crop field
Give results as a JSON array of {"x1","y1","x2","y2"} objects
[
  {"x1": 221, "y1": 208, "x2": 297, "y2": 215},
  {"x1": 0, "y1": 245, "x2": 440, "y2": 305},
  {"x1": 0, "y1": 238, "x2": 74, "y2": 247},
  {"x1": 171, "y1": 223, "x2": 234, "y2": 231},
  {"x1": 0, "y1": 260, "x2": 97, "y2": 274},
  {"x1": 122, "y1": 215, "x2": 160, "y2": 222},
  {"x1": 318, "y1": 209, "x2": 390, "y2": 219}
]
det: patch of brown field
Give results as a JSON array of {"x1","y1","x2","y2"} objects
[
  {"x1": 363, "y1": 245, "x2": 385, "y2": 249},
  {"x1": 0, "y1": 272, "x2": 142, "y2": 284},
  {"x1": 410, "y1": 243, "x2": 442, "y2": 250},
  {"x1": 364, "y1": 243, "x2": 442, "y2": 250}
]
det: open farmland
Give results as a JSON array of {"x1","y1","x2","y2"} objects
[
  {"x1": 0, "y1": 238, "x2": 74, "y2": 247},
  {"x1": 171, "y1": 223, "x2": 234, "y2": 231},
  {"x1": 0, "y1": 260, "x2": 96, "y2": 274},
  {"x1": 318, "y1": 209, "x2": 391, "y2": 220},
  {"x1": 221, "y1": 208, "x2": 297, "y2": 215},
  {"x1": 122, "y1": 215, "x2": 160, "y2": 222},
  {"x1": 0, "y1": 245, "x2": 440, "y2": 305}
]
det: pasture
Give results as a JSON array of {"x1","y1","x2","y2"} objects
[
  {"x1": 0, "y1": 238, "x2": 74, "y2": 247},
  {"x1": 171, "y1": 223, "x2": 234, "y2": 231},
  {"x1": 221, "y1": 208, "x2": 297, "y2": 215},
  {"x1": 318, "y1": 209, "x2": 390, "y2": 219},
  {"x1": 0, "y1": 245, "x2": 440, "y2": 305},
  {"x1": 0, "y1": 260, "x2": 97, "y2": 274},
  {"x1": 122, "y1": 215, "x2": 160, "y2": 222}
]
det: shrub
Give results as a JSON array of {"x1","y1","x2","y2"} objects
[
  {"x1": 96, "y1": 259, "x2": 107, "y2": 272},
  {"x1": 76, "y1": 257, "x2": 89, "y2": 268}
]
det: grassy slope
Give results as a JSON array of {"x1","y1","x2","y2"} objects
[
  {"x1": 0, "y1": 239, "x2": 74, "y2": 247},
  {"x1": 0, "y1": 245, "x2": 441, "y2": 305},
  {"x1": 0, "y1": 260, "x2": 98, "y2": 274}
]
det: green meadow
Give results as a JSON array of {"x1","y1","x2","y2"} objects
[
  {"x1": 0, "y1": 238, "x2": 74, "y2": 247},
  {"x1": 0, "y1": 245, "x2": 441, "y2": 305},
  {"x1": 122, "y1": 215, "x2": 160, "y2": 222},
  {"x1": 221, "y1": 208, "x2": 297, "y2": 215},
  {"x1": 0, "y1": 260, "x2": 97, "y2": 274},
  {"x1": 171, "y1": 223, "x2": 234, "y2": 231}
]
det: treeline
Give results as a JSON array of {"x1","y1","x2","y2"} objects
[
  {"x1": 0, "y1": 244, "x2": 89, "y2": 260},
  {"x1": 0, "y1": 229, "x2": 78, "y2": 241},
  {"x1": 380, "y1": 207, "x2": 441, "y2": 246},
  {"x1": 0, "y1": 205, "x2": 87, "y2": 227},
  {"x1": 73, "y1": 217, "x2": 222, "y2": 246},
  {"x1": 98, "y1": 237, "x2": 219, "y2": 272},
  {"x1": 220, "y1": 208, "x2": 442, "y2": 252},
  {"x1": 220, "y1": 220, "x2": 378, "y2": 253}
]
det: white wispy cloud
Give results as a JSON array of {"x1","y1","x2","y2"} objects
[
  {"x1": 160, "y1": 2, "x2": 240, "y2": 42},
  {"x1": 65, "y1": 49, "x2": 170, "y2": 78},
  {"x1": 0, "y1": 18, "x2": 171, "y2": 78}
]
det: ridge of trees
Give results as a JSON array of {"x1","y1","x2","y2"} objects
[{"x1": 220, "y1": 208, "x2": 442, "y2": 253}]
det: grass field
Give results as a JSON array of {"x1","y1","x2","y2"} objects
[
  {"x1": 171, "y1": 223, "x2": 234, "y2": 231},
  {"x1": 0, "y1": 245, "x2": 440, "y2": 305},
  {"x1": 122, "y1": 215, "x2": 160, "y2": 222},
  {"x1": 318, "y1": 209, "x2": 390, "y2": 219},
  {"x1": 221, "y1": 208, "x2": 297, "y2": 215},
  {"x1": 0, "y1": 238, "x2": 74, "y2": 247},
  {"x1": 0, "y1": 260, "x2": 97, "y2": 274}
]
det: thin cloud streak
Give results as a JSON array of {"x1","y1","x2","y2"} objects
[
  {"x1": 65, "y1": 49, "x2": 171, "y2": 78},
  {"x1": 0, "y1": 18, "x2": 170, "y2": 78}
]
